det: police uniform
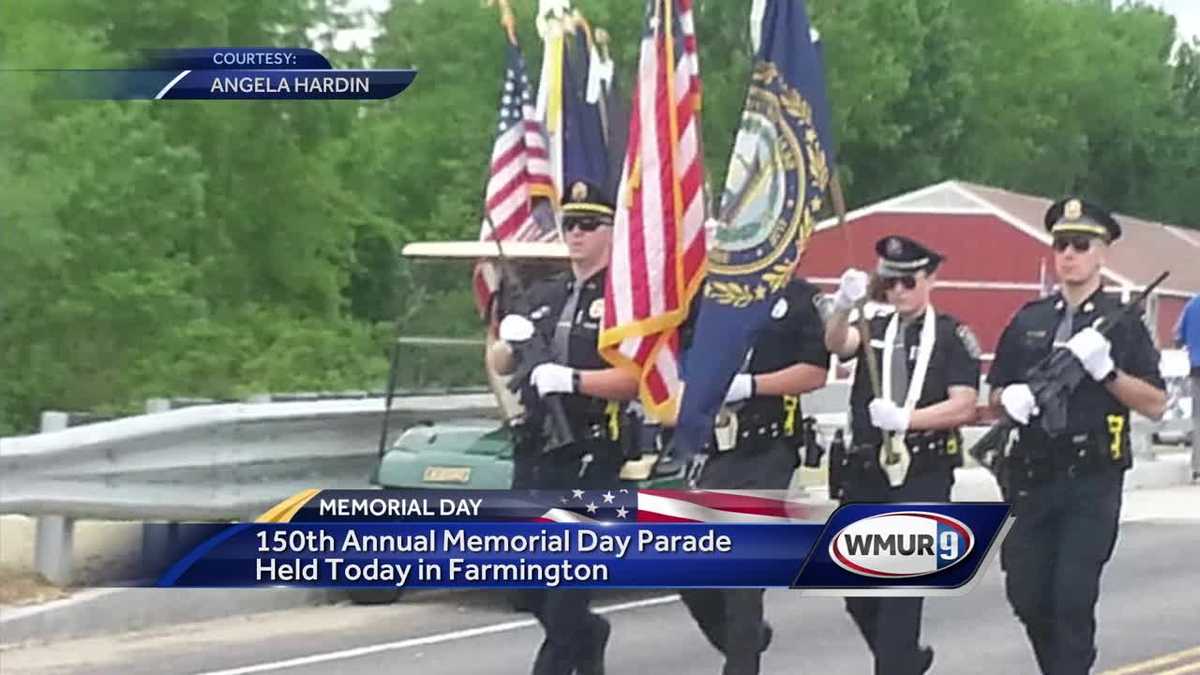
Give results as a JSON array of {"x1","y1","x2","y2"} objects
[
  {"x1": 679, "y1": 278, "x2": 831, "y2": 675},
  {"x1": 988, "y1": 199, "x2": 1165, "y2": 675},
  {"x1": 508, "y1": 182, "x2": 628, "y2": 675},
  {"x1": 840, "y1": 237, "x2": 981, "y2": 675}
]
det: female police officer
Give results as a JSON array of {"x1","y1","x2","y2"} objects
[{"x1": 824, "y1": 235, "x2": 982, "y2": 675}]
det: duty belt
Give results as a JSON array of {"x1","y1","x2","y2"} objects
[
  {"x1": 712, "y1": 395, "x2": 801, "y2": 452},
  {"x1": 1012, "y1": 425, "x2": 1127, "y2": 482},
  {"x1": 847, "y1": 431, "x2": 957, "y2": 474}
]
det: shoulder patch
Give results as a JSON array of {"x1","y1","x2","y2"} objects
[{"x1": 956, "y1": 324, "x2": 983, "y2": 359}]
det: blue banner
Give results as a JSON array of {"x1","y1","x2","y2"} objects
[
  {"x1": 674, "y1": 0, "x2": 835, "y2": 454},
  {"x1": 138, "y1": 492, "x2": 1010, "y2": 594},
  {"x1": 158, "y1": 523, "x2": 819, "y2": 589},
  {"x1": 32, "y1": 48, "x2": 415, "y2": 101}
]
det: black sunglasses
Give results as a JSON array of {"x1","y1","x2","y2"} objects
[
  {"x1": 562, "y1": 218, "x2": 610, "y2": 233},
  {"x1": 882, "y1": 275, "x2": 918, "y2": 291},
  {"x1": 1052, "y1": 235, "x2": 1095, "y2": 253}
]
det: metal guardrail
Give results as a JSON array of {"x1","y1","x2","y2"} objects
[{"x1": 0, "y1": 392, "x2": 499, "y2": 584}]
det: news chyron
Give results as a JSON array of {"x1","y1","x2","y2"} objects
[{"x1": 148, "y1": 490, "x2": 1010, "y2": 595}]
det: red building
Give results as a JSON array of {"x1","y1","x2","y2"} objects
[{"x1": 800, "y1": 181, "x2": 1199, "y2": 363}]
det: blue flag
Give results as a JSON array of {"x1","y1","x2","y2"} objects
[
  {"x1": 561, "y1": 24, "x2": 623, "y2": 199},
  {"x1": 674, "y1": 0, "x2": 835, "y2": 453}
]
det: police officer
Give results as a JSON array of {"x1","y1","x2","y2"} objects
[
  {"x1": 679, "y1": 276, "x2": 831, "y2": 675},
  {"x1": 823, "y1": 236, "x2": 982, "y2": 675},
  {"x1": 989, "y1": 198, "x2": 1167, "y2": 675},
  {"x1": 493, "y1": 181, "x2": 638, "y2": 675}
]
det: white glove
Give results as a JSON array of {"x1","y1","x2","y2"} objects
[
  {"x1": 868, "y1": 398, "x2": 910, "y2": 433},
  {"x1": 530, "y1": 363, "x2": 576, "y2": 397},
  {"x1": 724, "y1": 374, "x2": 755, "y2": 404},
  {"x1": 1000, "y1": 383, "x2": 1039, "y2": 425},
  {"x1": 1065, "y1": 327, "x2": 1115, "y2": 381},
  {"x1": 833, "y1": 268, "x2": 870, "y2": 312}
]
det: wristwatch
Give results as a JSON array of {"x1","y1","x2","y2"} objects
[
  {"x1": 571, "y1": 370, "x2": 582, "y2": 393},
  {"x1": 1103, "y1": 368, "x2": 1119, "y2": 384}
]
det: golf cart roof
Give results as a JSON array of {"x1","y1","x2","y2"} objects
[{"x1": 401, "y1": 240, "x2": 569, "y2": 260}]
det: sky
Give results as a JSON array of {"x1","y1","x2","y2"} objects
[
  {"x1": 1144, "y1": 0, "x2": 1200, "y2": 42},
  {"x1": 334, "y1": 0, "x2": 1199, "y2": 52}
]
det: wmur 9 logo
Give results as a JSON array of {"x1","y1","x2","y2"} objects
[{"x1": 829, "y1": 512, "x2": 975, "y2": 579}]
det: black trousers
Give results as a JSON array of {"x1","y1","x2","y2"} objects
[
  {"x1": 840, "y1": 464, "x2": 953, "y2": 675},
  {"x1": 679, "y1": 438, "x2": 799, "y2": 675},
  {"x1": 518, "y1": 440, "x2": 628, "y2": 675},
  {"x1": 1001, "y1": 467, "x2": 1123, "y2": 675}
]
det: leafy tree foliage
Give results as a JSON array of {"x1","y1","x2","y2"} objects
[{"x1": 0, "y1": 0, "x2": 1194, "y2": 434}]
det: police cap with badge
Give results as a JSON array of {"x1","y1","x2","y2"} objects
[
  {"x1": 875, "y1": 235, "x2": 944, "y2": 284},
  {"x1": 561, "y1": 181, "x2": 615, "y2": 233},
  {"x1": 1044, "y1": 197, "x2": 1121, "y2": 244}
]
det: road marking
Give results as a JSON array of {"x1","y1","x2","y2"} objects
[
  {"x1": 1156, "y1": 663, "x2": 1200, "y2": 675},
  {"x1": 191, "y1": 594, "x2": 681, "y2": 675},
  {"x1": 1100, "y1": 646, "x2": 1200, "y2": 675}
]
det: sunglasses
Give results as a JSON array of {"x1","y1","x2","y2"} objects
[
  {"x1": 1052, "y1": 236, "x2": 1095, "y2": 253},
  {"x1": 562, "y1": 218, "x2": 610, "y2": 233},
  {"x1": 882, "y1": 275, "x2": 918, "y2": 291}
]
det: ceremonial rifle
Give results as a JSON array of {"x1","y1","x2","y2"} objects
[{"x1": 969, "y1": 271, "x2": 1169, "y2": 474}]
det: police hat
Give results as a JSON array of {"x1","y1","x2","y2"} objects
[
  {"x1": 874, "y1": 235, "x2": 944, "y2": 277},
  {"x1": 1044, "y1": 197, "x2": 1121, "y2": 242},
  {"x1": 561, "y1": 181, "x2": 615, "y2": 224}
]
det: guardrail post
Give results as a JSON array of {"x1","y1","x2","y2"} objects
[
  {"x1": 145, "y1": 398, "x2": 171, "y2": 414},
  {"x1": 34, "y1": 411, "x2": 75, "y2": 585},
  {"x1": 141, "y1": 398, "x2": 178, "y2": 574}
]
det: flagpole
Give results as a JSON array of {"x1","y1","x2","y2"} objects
[
  {"x1": 489, "y1": 0, "x2": 518, "y2": 45},
  {"x1": 830, "y1": 171, "x2": 883, "y2": 404}
]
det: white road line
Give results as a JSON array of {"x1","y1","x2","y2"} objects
[{"x1": 191, "y1": 594, "x2": 681, "y2": 675}]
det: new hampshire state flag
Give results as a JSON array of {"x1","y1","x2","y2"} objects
[{"x1": 674, "y1": 0, "x2": 836, "y2": 453}]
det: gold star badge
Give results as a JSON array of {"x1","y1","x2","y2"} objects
[
  {"x1": 571, "y1": 182, "x2": 588, "y2": 201},
  {"x1": 1064, "y1": 199, "x2": 1083, "y2": 221}
]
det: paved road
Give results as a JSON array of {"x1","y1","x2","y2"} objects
[{"x1": 3, "y1": 491, "x2": 1198, "y2": 675}]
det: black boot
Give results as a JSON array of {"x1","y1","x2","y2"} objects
[
  {"x1": 918, "y1": 646, "x2": 934, "y2": 673},
  {"x1": 760, "y1": 622, "x2": 774, "y2": 653}
]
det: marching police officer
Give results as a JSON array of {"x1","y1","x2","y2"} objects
[
  {"x1": 823, "y1": 236, "x2": 982, "y2": 675},
  {"x1": 990, "y1": 198, "x2": 1166, "y2": 675},
  {"x1": 678, "y1": 275, "x2": 831, "y2": 675},
  {"x1": 492, "y1": 181, "x2": 639, "y2": 675}
]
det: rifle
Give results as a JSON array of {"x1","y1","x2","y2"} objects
[
  {"x1": 484, "y1": 218, "x2": 576, "y2": 453},
  {"x1": 969, "y1": 271, "x2": 1169, "y2": 475}
]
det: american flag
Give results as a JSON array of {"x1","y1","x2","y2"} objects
[
  {"x1": 535, "y1": 489, "x2": 832, "y2": 524},
  {"x1": 474, "y1": 41, "x2": 559, "y2": 317},
  {"x1": 598, "y1": 0, "x2": 707, "y2": 423}
]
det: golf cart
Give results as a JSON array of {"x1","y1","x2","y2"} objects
[{"x1": 349, "y1": 240, "x2": 681, "y2": 604}]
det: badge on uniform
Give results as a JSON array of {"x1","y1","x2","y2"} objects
[
  {"x1": 771, "y1": 297, "x2": 788, "y2": 319},
  {"x1": 588, "y1": 298, "x2": 604, "y2": 320}
]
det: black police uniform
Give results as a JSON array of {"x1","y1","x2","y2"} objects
[
  {"x1": 988, "y1": 198, "x2": 1165, "y2": 675},
  {"x1": 508, "y1": 183, "x2": 629, "y2": 675},
  {"x1": 839, "y1": 237, "x2": 981, "y2": 675},
  {"x1": 679, "y1": 278, "x2": 831, "y2": 675}
]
